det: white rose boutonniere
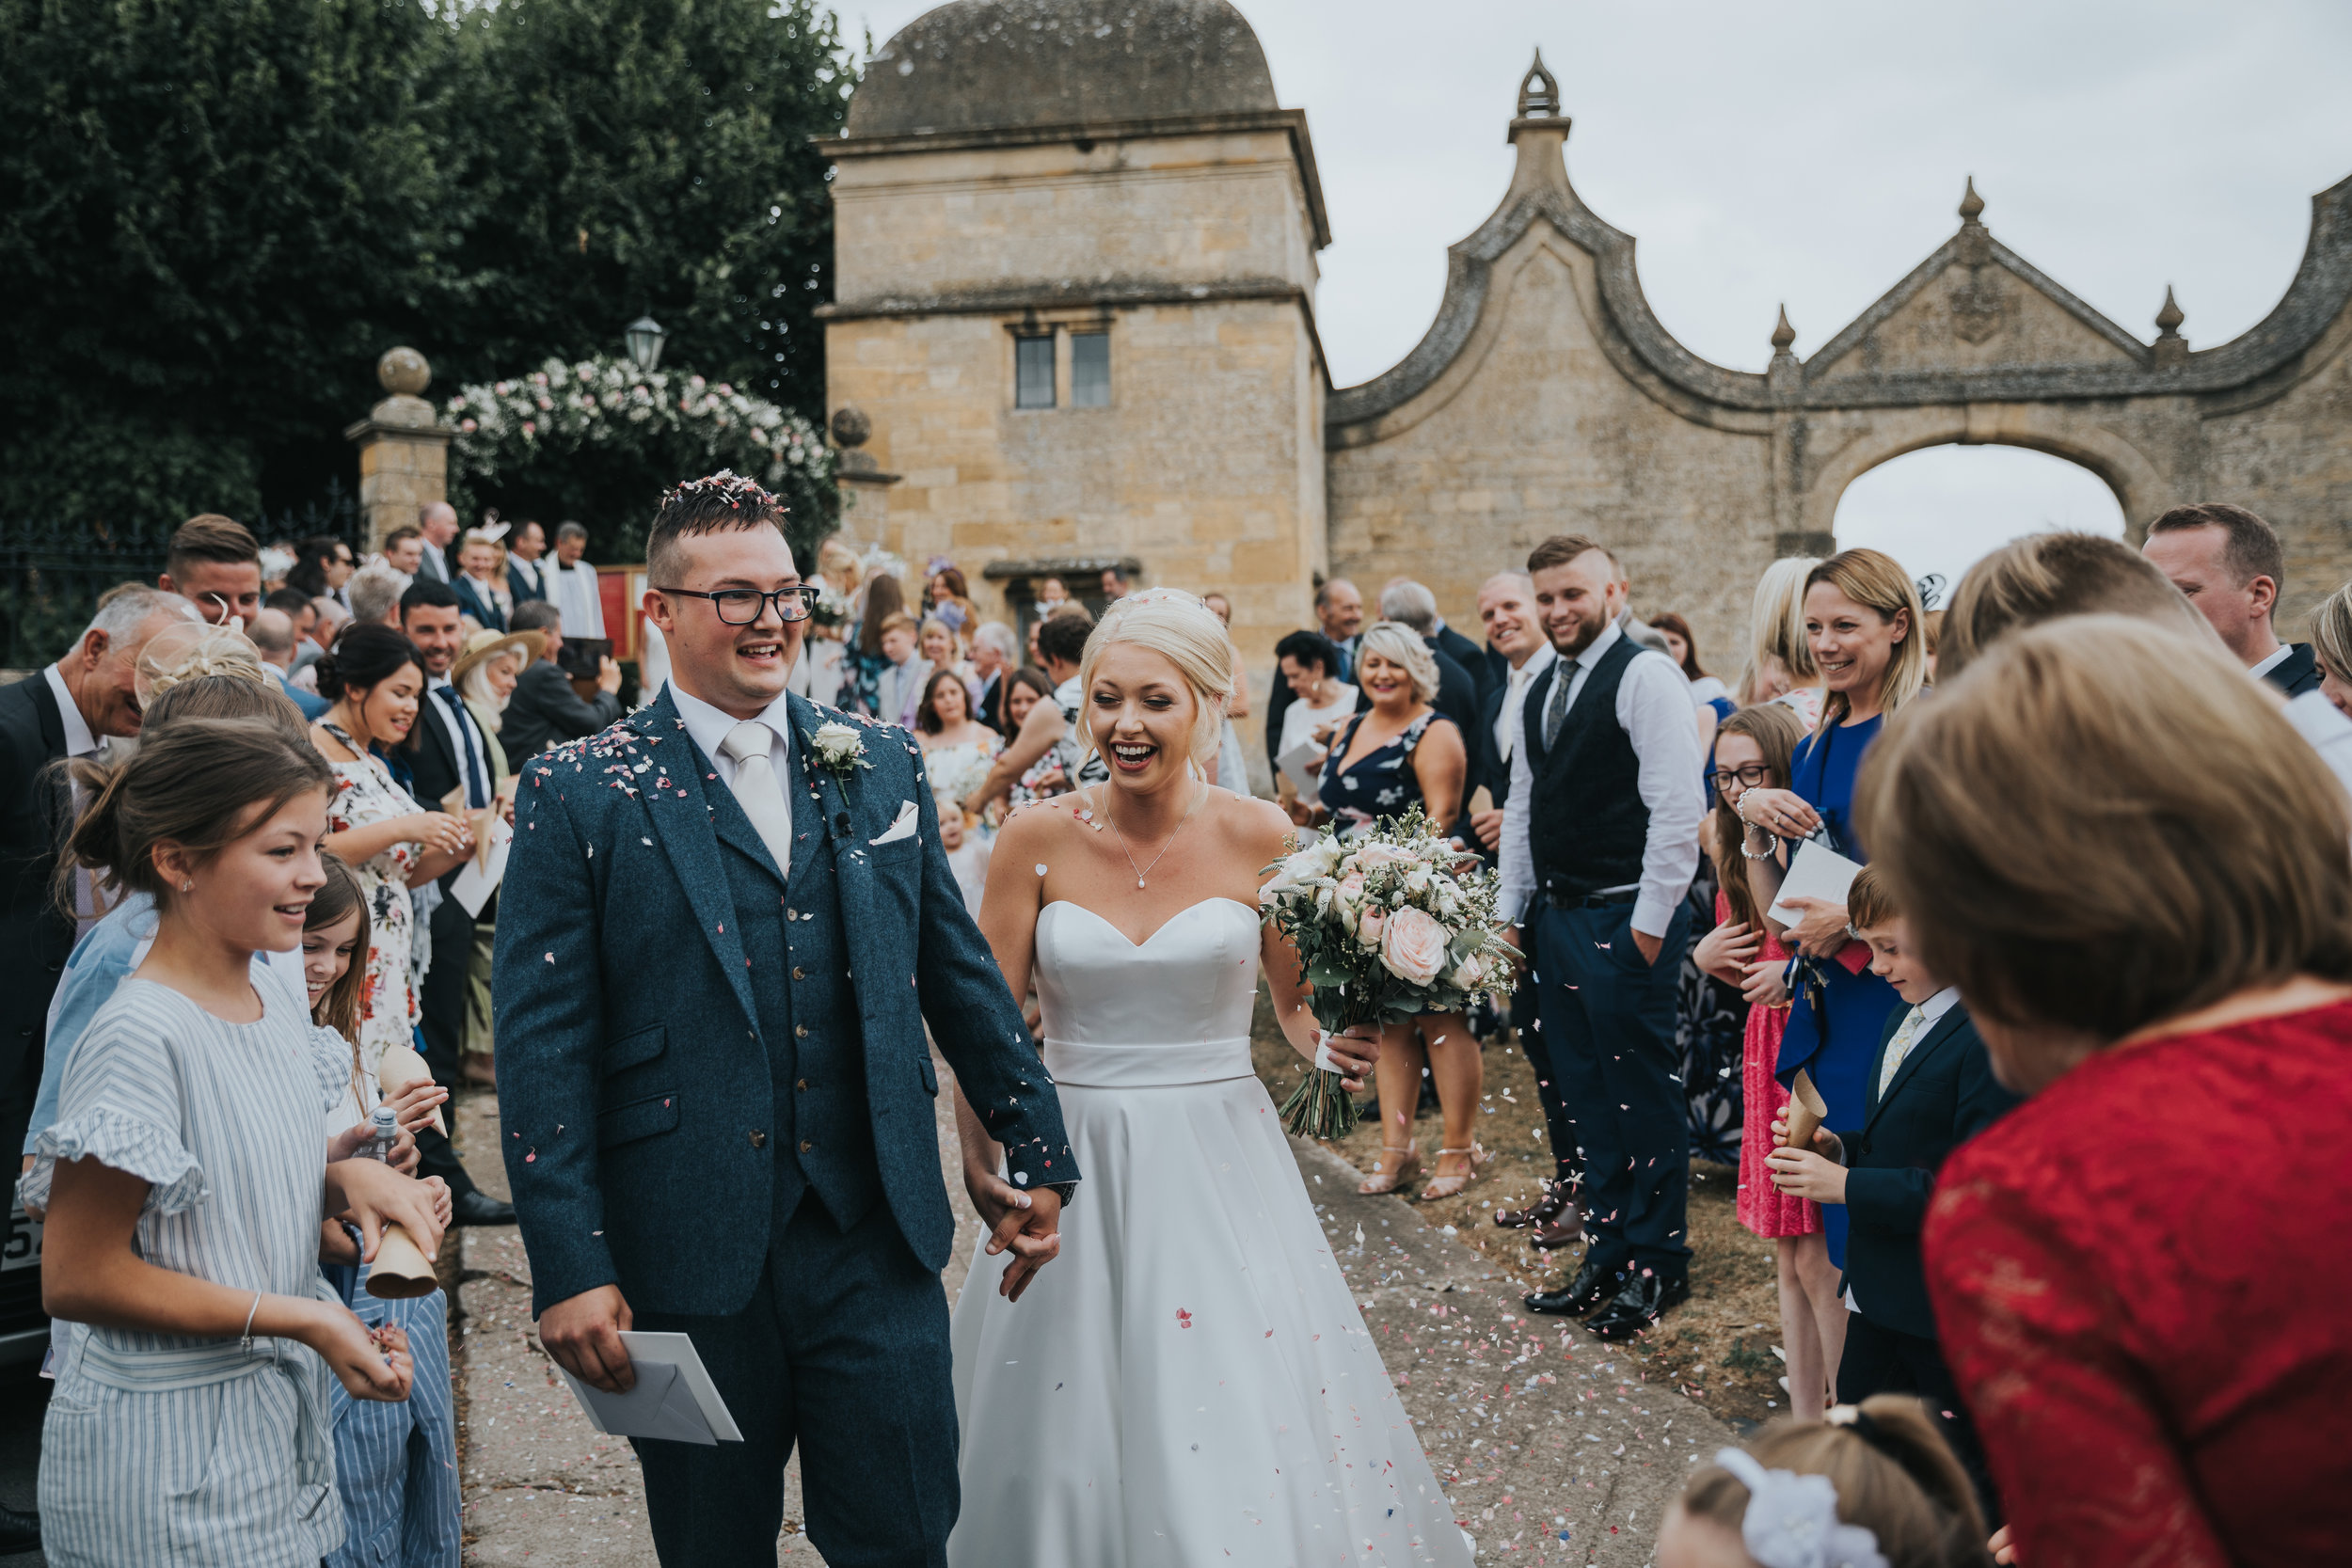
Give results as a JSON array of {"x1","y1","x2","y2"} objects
[{"x1": 810, "y1": 721, "x2": 871, "y2": 782}]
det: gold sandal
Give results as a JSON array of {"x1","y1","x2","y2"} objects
[
  {"x1": 1419, "y1": 1145, "x2": 1487, "y2": 1201},
  {"x1": 1359, "y1": 1144, "x2": 1423, "y2": 1195}
]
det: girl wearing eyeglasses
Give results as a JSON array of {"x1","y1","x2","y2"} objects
[{"x1": 1692, "y1": 701, "x2": 1847, "y2": 1418}]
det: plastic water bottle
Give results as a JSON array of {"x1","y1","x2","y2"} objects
[{"x1": 363, "y1": 1104, "x2": 399, "y2": 1162}]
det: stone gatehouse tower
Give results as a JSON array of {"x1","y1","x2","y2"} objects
[{"x1": 822, "y1": 0, "x2": 2352, "y2": 691}]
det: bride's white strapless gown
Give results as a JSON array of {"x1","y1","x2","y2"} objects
[{"x1": 949, "y1": 898, "x2": 1471, "y2": 1567}]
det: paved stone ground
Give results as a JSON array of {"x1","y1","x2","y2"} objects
[{"x1": 455, "y1": 1066, "x2": 1737, "y2": 1566}]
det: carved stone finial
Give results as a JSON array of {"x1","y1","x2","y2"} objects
[
  {"x1": 377, "y1": 346, "x2": 430, "y2": 397},
  {"x1": 1958, "y1": 176, "x2": 1985, "y2": 225},
  {"x1": 1517, "y1": 48, "x2": 1561, "y2": 118},
  {"x1": 1770, "y1": 305, "x2": 1797, "y2": 354},
  {"x1": 2154, "y1": 284, "x2": 2185, "y2": 336},
  {"x1": 829, "y1": 405, "x2": 872, "y2": 449}
]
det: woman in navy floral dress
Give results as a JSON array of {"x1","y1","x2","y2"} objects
[{"x1": 1307, "y1": 623, "x2": 1481, "y2": 1203}]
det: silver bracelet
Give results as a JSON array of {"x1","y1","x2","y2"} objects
[
  {"x1": 240, "y1": 1292, "x2": 262, "y2": 1354},
  {"x1": 1740, "y1": 824, "x2": 1776, "y2": 861}
]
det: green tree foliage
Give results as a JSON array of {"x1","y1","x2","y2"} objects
[
  {"x1": 0, "y1": 0, "x2": 852, "y2": 551},
  {"x1": 0, "y1": 0, "x2": 448, "y2": 528},
  {"x1": 432, "y1": 0, "x2": 852, "y2": 420}
]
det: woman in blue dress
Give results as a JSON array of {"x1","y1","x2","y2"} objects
[
  {"x1": 1730, "y1": 549, "x2": 1926, "y2": 1278},
  {"x1": 1305, "y1": 623, "x2": 1477, "y2": 1202}
]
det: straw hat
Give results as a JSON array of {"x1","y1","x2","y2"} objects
[{"x1": 451, "y1": 626, "x2": 543, "y2": 683}]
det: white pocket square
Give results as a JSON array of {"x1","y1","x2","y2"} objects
[{"x1": 870, "y1": 801, "x2": 920, "y2": 845}]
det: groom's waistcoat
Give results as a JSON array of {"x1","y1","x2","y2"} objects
[{"x1": 711, "y1": 757, "x2": 882, "y2": 1233}]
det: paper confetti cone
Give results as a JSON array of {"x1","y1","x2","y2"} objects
[
  {"x1": 1781, "y1": 1068, "x2": 1830, "y2": 1150},
  {"x1": 365, "y1": 1223, "x2": 438, "y2": 1300},
  {"x1": 375, "y1": 1042, "x2": 448, "y2": 1137}
]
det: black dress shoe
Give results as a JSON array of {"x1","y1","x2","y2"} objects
[
  {"x1": 1584, "y1": 1273, "x2": 1691, "y2": 1341},
  {"x1": 1524, "y1": 1254, "x2": 1625, "y2": 1317},
  {"x1": 0, "y1": 1504, "x2": 40, "y2": 1552},
  {"x1": 452, "y1": 1189, "x2": 517, "y2": 1227}
]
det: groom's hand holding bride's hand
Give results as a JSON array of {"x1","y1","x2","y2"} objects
[
  {"x1": 964, "y1": 1167, "x2": 1064, "y2": 1305},
  {"x1": 538, "y1": 1284, "x2": 637, "y2": 1393}
]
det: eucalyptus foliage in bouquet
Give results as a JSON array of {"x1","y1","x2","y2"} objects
[{"x1": 1259, "y1": 806, "x2": 1519, "y2": 1138}]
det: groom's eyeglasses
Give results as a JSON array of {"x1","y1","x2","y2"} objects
[{"x1": 658, "y1": 585, "x2": 821, "y2": 625}]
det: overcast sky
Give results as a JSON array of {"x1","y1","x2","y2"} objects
[{"x1": 841, "y1": 0, "x2": 2352, "y2": 586}]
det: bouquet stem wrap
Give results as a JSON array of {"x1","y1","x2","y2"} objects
[{"x1": 1279, "y1": 991, "x2": 1371, "y2": 1140}]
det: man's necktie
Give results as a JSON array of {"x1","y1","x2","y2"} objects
[
  {"x1": 720, "y1": 721, "x2": 793, "y2": 881},
  {"x1": 435, "y1": 686, "x2": 488, "y2": 809},
  {"x1": 1541, "y1": 662, "x2": 1573, "y2": 750}
]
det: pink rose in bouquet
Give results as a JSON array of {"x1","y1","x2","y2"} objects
[{"x1": 1379, "y1": 906, "x2": 1449, "y2": 985}]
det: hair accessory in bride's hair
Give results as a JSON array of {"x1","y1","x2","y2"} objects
[
  {"x1": 1712, "y1": 1448, "x2": 1889, "y2": 1568},
  {"x1": 1106, "y1": 585, "x2": 1204, "y2": 613}
]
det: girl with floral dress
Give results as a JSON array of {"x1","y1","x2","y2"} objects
[
  {"x1": 308, "y1": 625, "x2": 476, "y2": 1078},
  {"x1": 1693, "y1": 702, "x2": 1844, "y2": 1418}
]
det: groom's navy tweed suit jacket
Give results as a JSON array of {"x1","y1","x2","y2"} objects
[{"x1": 494, "y1": 688, "x2": 1076, "y2": 1318}]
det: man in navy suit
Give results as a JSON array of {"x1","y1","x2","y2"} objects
[
  {"x1": 1768, "y1": 865, "x2": 2019, "y2": 1510},
  {"x1": 496, "y1": 473, "x2": 1075, "y2": 1567},
  {"x1": 2142, "y1": 501, "x2": 2324, "y2": 698}
]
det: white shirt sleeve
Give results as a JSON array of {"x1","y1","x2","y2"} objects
[
  {"x1": 1500, "y1": 676, "x2": 1538, "y2": 927},
  {"x1": 1616, "y1": 649, "x2": 1705, "y2": 939}
]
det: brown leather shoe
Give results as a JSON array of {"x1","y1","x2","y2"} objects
[
  {"x1": 1528, "y1": 1214, "x2": 1585, "y2": 1250},
  {"x1": 1492, "y1": 1179, "x2": 1570, "y2": 1229}
]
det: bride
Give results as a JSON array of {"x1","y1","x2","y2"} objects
[{"x1": 948, "y1": 589, "x2": 1472, "y2": 1567}]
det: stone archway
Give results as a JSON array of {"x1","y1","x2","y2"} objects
[{"x1": 1325, "y1": 56, "x2": 2352, "y2": 651}]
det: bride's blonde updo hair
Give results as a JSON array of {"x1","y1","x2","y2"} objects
[{"x1": 1075, "y1": 588, "x2": 1237, "y2": 768}]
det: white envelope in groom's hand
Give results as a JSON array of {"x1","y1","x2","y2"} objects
[
  {"x1": 870, "y1": 800, "x2": 920, "y2": 845},
  {"x1": 556, "y1": 1331, "x2": 742, "y2": 1446}
]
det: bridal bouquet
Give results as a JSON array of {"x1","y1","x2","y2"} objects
[
  {"x1": 809, "y1": 583, "x2": 854, "y2": 631},
  {"x1": 1259, "y1": 806, "x2": 1519, "y2": 1138}
]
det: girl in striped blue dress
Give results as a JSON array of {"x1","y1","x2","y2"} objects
[{"x1": 26, "y1": 717, "x2": 448, "y2": 1568}]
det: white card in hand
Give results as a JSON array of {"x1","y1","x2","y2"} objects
[
  {"x1": 1767, "y1": 839, "x2": 1865, "y2": 927},
  {"x1": 449, "y1": 812, "x2": 513, "y2": 918},
  {"x1": 556, "y1": 1330, "x2": 742, "y2": 1445},
  {"x1": 1276, "y1": 739, "x2": 1325, "y2": 808}
]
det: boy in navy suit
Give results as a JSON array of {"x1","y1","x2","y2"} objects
[{"x1": 1767, "y1": 864, "x2": 2020, "y2": 1510}]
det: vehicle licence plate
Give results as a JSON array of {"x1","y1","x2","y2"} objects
[{"x1": 0, "y1": 1207, "x2": 41, "y2": 1272}]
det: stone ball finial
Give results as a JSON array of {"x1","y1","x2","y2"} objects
[
  {"x1": 2154, "y1": 284, "x2": 2185, "y2": 336},
  {"x1": 1958, "y1": 176, "x2": 1986, "y2": 225},
  {"x1": 829, "y1": 405, "x2": 872, "y2": 449},
  {"x1": 377, "y1": 346, "x2": 431, "y2": 397},
  {"x1": 1770, "y1": 304, "x2": 1798, "y2": 354}
]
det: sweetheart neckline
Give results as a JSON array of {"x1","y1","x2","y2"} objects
[{"x1": 1041, "y1": 897, "x2": 1259, "y2": 951}]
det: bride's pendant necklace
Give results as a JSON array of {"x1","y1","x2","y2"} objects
[{"x1": 1099, "y1": 781, "x2": 1207, "y2": 890}]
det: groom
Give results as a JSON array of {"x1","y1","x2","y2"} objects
[{"x1": 494, "y1": 473, "x2": 1077, "y2": 1566}]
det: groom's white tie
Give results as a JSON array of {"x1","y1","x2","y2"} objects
[{"x1": 720, "y1": 720, "x2": 793, "y2": 880}]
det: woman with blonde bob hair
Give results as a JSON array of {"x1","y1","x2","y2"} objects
[
  {"x1": 1855, "y1": 615, "x2": 2352, "y2": 1568},
  {"x1": 951, "y1": 587, "x2": 1473, "y2": 1568},
  {"x1": 1734, "y1": 546, "x2": 1924, "y2": 1276},
  {"x1": 1302, "y1": 618, "x2": 1477, "y2": 1200}
]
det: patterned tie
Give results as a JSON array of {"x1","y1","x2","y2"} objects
[
  {"x1": 1541, "y1": 660, "x2": 1574, "y2": 750},
  {"x1": 720, "y1": 721, "x2": 793, "y2": 881},
  {"x1": 1879, "y1": 1006, "x2": 1931, "y2": 1099}
]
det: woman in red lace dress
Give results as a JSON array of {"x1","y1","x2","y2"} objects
[
  {"x1": 1857, "y1": 617, "x2": 2352, "y2": 1568},
  {"x1": 1694, "y1": 703, "x2": 1844, "y2": 1418}
]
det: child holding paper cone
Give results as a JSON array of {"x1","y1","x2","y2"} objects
[
  {"x1": 1765, "y1": 865, "x2": 2018, "y2": 1517},
  {"x1": 304, "y1": 852, "x2": 465, "y2": 1565},
  {"x1": 28, "y1": 718, "x2": 447, "y2": 1566}
]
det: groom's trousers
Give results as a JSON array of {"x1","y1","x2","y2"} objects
[{"x1": 630, "y1": 1194, "x2": 959, "y2": 1567}]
